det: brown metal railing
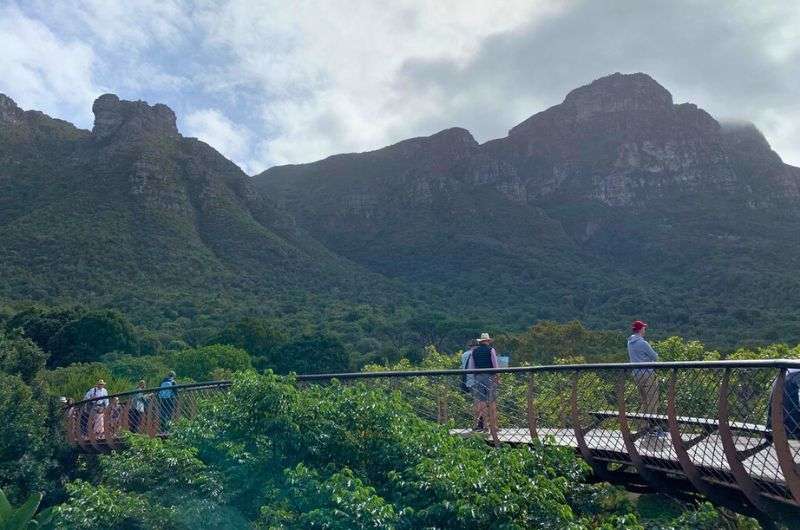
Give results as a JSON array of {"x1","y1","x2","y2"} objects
[{"x1": 63, "y1": 360, "x2": 800, "y2": 521}]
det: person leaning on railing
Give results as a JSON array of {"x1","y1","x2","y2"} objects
[{"x1": 627, "y1": 321, "x2": 665, "y2": 438}]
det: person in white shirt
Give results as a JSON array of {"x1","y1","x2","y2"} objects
[{"x1": 81, "y1": 379, "x2": 109, "y2": 438}]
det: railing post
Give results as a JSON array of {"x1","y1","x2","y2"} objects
[
  {"x1": 526, "y1": 372, "x2": 538, "y2": 442},
  {"x1": 770, "y1": 368, "x2": 800, "y2": 502}
]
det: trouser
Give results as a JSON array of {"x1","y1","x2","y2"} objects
[
  {"x1": 159, "y1": 397, "x2": 176, "y2": 432},
  {"x1": 634, "y1": 370, "x2": 658, "y2": 417}
]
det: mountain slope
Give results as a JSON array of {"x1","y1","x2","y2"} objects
[
  {"x1": 0, "y1": 93, "x2": 395, "y2": 328},
  {"x1": 256, "y1": 73, "x2": 800, "y2": 344}
]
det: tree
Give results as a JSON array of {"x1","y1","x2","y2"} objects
[
  {"x1": 0, "y1": 330, "x2": 48, "y2": 383},
  {"x1": 5, "y1": 307, "x2": 80, "y2": 355},
  {"x1": 208, "y1": 318, "x2": 287, "y2": 370},
  {"x1": 273, "y1": 333, "x2": 350, "y2": 374},
  {"x1": 46, "y1": 310, "x2": 140, "y2": 367},
  {"x1": 499, "y1": 320, "x2": 626, "y2": 365},
  {"x1": 0, "y1": 374, "x2": 51, "y2": 504},
  {"x1": 169, "y1": 345, "x2": 252, "y2": 382}
]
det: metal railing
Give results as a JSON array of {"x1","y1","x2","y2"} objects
[{"x1": 63, "y1": 360, "x2": 800, "y2": 520}]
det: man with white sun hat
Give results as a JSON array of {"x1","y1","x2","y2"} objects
[{"x1": 467, "y1": 332, "x2": 500, "y2": 444}]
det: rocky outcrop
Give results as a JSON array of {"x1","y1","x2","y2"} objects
[{"x1": 92, "y1": 93, "x2": 178, "y2": 142}]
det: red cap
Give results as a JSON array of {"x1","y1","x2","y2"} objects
[{"x1": 632, "y1": 320, "x2": 648, "y2": 332}]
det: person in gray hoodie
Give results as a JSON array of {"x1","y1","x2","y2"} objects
[{"x1": 627, "y1": 320, "x2": 662, "y2": 433}]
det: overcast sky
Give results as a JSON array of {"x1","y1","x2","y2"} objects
[{"x1": 1, "y1": 0, "x2": 798, "y2": 173}]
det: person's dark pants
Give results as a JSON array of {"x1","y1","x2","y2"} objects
[
  {"x1": 159, "y1": 397, "x2": 176, "y2": 432},
  {"x1": 129, "y1": 409, "x2": 142, "y2": 433}
]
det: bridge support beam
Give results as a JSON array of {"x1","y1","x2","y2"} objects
[
  {"x1": 666, "y1": 369, "x2": 720, "y2": 502},
  {"x1": 770, "y1": 368, "x2": 800, "y2": 503},
  {"x1": 718, "y1": 368, "x2": 766, "y2": 512},
  {"x1": 571, "y1": 372, "x2": 608, "y2": 478},
  {"x1": 616, "y1": 371, "x2": 667, "y2": 490}
]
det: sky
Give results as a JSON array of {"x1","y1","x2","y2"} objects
[{"x1": 1, "y1": 0, "x2": 798, "y2": 174}]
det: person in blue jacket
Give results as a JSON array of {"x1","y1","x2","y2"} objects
[
  {"x1": 627, "y1": 320, "x2": 664, "y2": 436},
  {"x1": 158, "y1": 371, "x2": 178, "y2": 433}
]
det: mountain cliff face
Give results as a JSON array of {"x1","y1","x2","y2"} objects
[
  {"x1": 2, "y1": 72, "x2": 799, "y2": 345},
  {"x1": 257, "y1": 73, "x2": 800, "y2": 342},
  {"x1": 0, "y1": 93, "x2": 388, "y2": 323}
]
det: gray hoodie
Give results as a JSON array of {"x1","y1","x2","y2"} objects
[{"x1": 627, "y1": 334, "x2": 658, "y2": 364}]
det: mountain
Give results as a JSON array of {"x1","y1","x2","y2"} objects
[
  {"x1": 256, "y1": 73, "x2": 800, "y2": 345},
  {"x1": 0, "y1": 93, "x2": 396, "y2": 333}
]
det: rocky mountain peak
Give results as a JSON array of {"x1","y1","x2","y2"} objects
[
  {"x1": 0, "y1": 93, "x2": 24, "y2": 125},
  {"x1": 720, "y1": 121, "x2": 772, "y2": 153},
  {"x1": 561, "y1": 72, "x2": 673, "y2": 120},
  {"x1": 92, "y1": 93, "x2": 178, "y2": 141}
]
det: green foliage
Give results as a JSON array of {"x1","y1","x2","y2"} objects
[
  {"x1": 0, "y1": 488, "x2": 53, "y2": 530},
  {"x1": 0, "y1": 374, "x2": 52, "y2": 505},
  {"x1": 272, "y1": 333, "x2": 350, "y2": 374},
  {"x1": 208, "y1": 317, "x2": 287, "y2": 370},
  {"x1": 46, "y1": 310, "x2": 140, "y2": 367},
  {"x1": 261, "y1": 464, "x2": 400, "y2": 529},
  {"x1": 100, "y1": 353, "x2": 170, "y2": 388},
  {"x1": 0, "y1": 330, "x2": 48, "y2": 384},
  {"x1": 168, "y1": 345, "x2": 252, "y2": 382},
  {"x1": 7, "y1": 308, "x2": 141, "y2": 368},
  {"x1": 58, "y1": 372, "x2": 643, "y2": 528},
  {"x1": 53, "y1": 481, "x2": 172, "y2": 530},
  {"x1": 653, "y1": 337, "x2": 721, "y2": 362},
  {"x1": 42, "y1": 363, "x2": 130, "y2": 400},
  {"x1": 500, "y1": 321, "x2": 626, "y2": 366}
]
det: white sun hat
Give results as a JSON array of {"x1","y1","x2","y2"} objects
[{"x1": 476, "y1": 332, "x2": 493, "y2": 343}]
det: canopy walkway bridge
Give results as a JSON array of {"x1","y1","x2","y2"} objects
[{"x1": 64, "y1": 360, "x2": 800, "y2": 523}]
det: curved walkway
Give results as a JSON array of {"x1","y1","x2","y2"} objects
[{"x1": 64, "y1": 360, "x2": 800, "y2": 522}]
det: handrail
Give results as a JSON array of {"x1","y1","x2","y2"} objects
[
  {"x1": 67, "y1": 359, "x2": 800, "y2": 406},
  {"x1": 71, "y1": 380, "x2": 232, "y2": 408}
]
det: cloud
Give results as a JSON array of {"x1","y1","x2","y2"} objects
[
  {"x1": 184, "y1": 108, "x2": 254, "y2": 173},
  {"x1": 0, "y1": 3, "x2": 99, "y2": 123},
  {"x1": 194, "y1": 0, "x2": 565, "y2": 168},
  {"x1": 398, "y1": 0, "x2": 800, "y2": 165},
  {"x1": 3, "y1": 0, "x2": 799, "y2": 171}
]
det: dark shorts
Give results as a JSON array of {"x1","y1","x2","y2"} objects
[{"x1": 471, "y1": 374, "x2": 497, "y2": 402}]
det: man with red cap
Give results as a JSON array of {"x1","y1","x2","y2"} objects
[{"x1": 627, "y1": 320, "x2": 663, "y2": 436}]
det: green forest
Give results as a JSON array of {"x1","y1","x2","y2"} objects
[{"x1": 3, "y1": 304, "x2": 797, "y2": 528}]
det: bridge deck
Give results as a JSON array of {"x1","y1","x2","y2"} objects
[{"x1": 451, "y1": 428, "x2": 797, "y2": 487}]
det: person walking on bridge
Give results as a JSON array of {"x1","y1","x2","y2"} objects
[
  {"x1": 468, "y1": 333, "x2": 500, "y2": 445},
  {"x1": 627, "y1": 321, "x2": 663, "y2": 437}
]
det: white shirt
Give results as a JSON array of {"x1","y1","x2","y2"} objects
[{"x1": 84, "y1": 386, "x2": 109, "y2": 407}]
